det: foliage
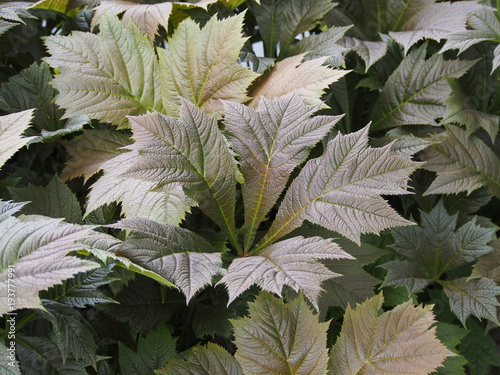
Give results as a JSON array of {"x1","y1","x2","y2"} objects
[{"x1": 0, "y1": 0, "x2": 498, "y2": 374}]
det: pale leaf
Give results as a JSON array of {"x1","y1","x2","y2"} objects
[
  {"x1": 159, "y1": 13, "x2": 258, "y2": 115},
  {"x1": 112, "y1": 218, "x2": 225, "y2": 302},
  {"x1": 342, "y1": 37, "x2": 388, "y2": 70},
  {"x1": 0, "y1": 200, "x2": 28, "y2": 222},
  {"x1": 218, "y1": 236, "x2": 352, "y2": 307},
  {"x1": 249, "y1": 54, "x2": 348, "y2": 108},
  {"x1": 44, "y1": 13, "x2": 162, "y2": 128},
  {"x1": 470, "y1": 239, "x2": 500, "y2": 283},
  {"x1": 421, "y1": 125, "x2": 500, "y2": 198},
  {"x1": 329, "y1": 294, "x2": 454, "y2": 375},
  {"x1": 233, "y1": 292, "x2": 329, "y2": 375},
  {"x1": 259, "y1": 125, "x2": 419, "y2": 247},
  {"x1": 0, "y1": 20, "x2": 17, "y2": 36},
  {"x1": 0, "y1": 109, "x2": 35, "y2": 169},
  {"x1": 223, "y1": 93, "x2": 341, "y2": 250}
]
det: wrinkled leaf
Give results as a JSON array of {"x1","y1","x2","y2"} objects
[{"x1": 0, "y1": 110, "x2": 35, "y2": 169}]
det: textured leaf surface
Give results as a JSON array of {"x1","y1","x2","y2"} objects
[
  {"x1": 342, "y1": 37, "x2": 388, "y2": 70},
  {"x1": 113, "y1": 218, "x2": 224, "y2": 302},
  {"x1": 422, "y1": 125, "x2": 500, "y2": 198},
  {"x1": 45, "y1": 13, "x2": 161, "y2": 128},
  {"x1": 159, "y1": 13, "x2": 258, "y2": 115},
  {"x1": 219, "y1": 236, "x2": 352, "y2": 307},
  {"x1": 0, "y1": 216, "x2": 98, "y2": 315},
  {"x1": 0, "y1": 110, "x2": 34, "y2": 169},
  {"x1": 471, "y1": 239, "x2": 500, "y2": 283},
  {"x1": 249, "y1": 54, "x2": 348, "y2": 108},
  {"x1": 155, "y1": 343, "x2": 242, "y2": 375},
  {"x1": 224, "y1": 94, "x2": 341, "y2": 250},
  {"x1": 233, "y1": 292, "x2": 329, "y2": 375},
  {"x1": 0, "y1": 340, "x2": 20, "y2": 375},
  {"x1": 371, "y1": 45, "x2": 475, "y2": 130},
  {"x1": 260, "y1": 125, "x2": 418, "y2": 246},
  {"x1": 329, "y1": 294, "x2": 453, "y2": 375},
  {"x1": 125, "y1": 102, "x2": 240, "y2": 247},
  {"x1": 0, "y1": 200, "x2": 28, "y2": 222}
]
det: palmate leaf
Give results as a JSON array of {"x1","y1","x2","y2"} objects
[
  {"x1": 232, "y1": 292, "x2": 329, "y2": 375},
  {"x1": 329, "y1": 294, "x2": 453, "y2": 375},
  {"x1": 223, "y1": 93, "x2": 342, "y2": 250},
  {"x1": 159, "y1": 13, "x2": 258, "y2": 116},
  {"x1": 218, "y1": 236, "x2": 352, "y2": 307},
  {"x1": 112, "y1": 218, "x2": 225, "y2": 302},
  {"x1": 155, "y1": 343, "x2": 242, "y2": 375},
  {"x1": 258, "y1": 125, "x2": 419, "y2": 247},
  {"x1": 0, "y1": 215, "x2": 99, "y2": 315},
  {"x1": 248, "y1": 53, "x2": 348, "y2": 108},
  {"x1": 371, "y1": 45, "x2": 475, "y2": 130},
  {"x1": 0, "y1": 109, "x2": 35, "y2": 169},
  {"x1": 44, "y1": 13, "x2": 162, "y2": 128},
  {"x1": 125, "y1": 101, "x2": 240, "y2": 248},
  {"x1": 421, "y1": 125, "x2": 500, "y2": 198}
]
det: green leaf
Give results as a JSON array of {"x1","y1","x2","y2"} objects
[
  {"x1": 125, "y1": 101, "x2": 240, "y2": 249},
  {"x1": 155, "y1": 343, "x2": 242, "y2": 375},
  {"x1": 9, "y1": 175, "x2": 83, "y2": 223},
  {"x1": 0, "y1": 340, "x2": 20, "y2": 375},
  {"x1": 329, "y1": 294, "x2": 454, "y2": 374},
  {"x1": 259, "y1": 125, "x2": 419, "y2": 247},
  {"x1": 113, "y1": 218, "x2": 224, "y2": 302},
  {"x1": 421, "y1": 125, "x2": 500, "y2": 198},
  {"x1": 232, "y1": 292, "x2": 329, "y2": 375},
  {"x1": 44, "y1": 13, "x2": 162, "y2": 128},
  {"x1": 119, "y1": 324, "x2": 177, "y2": 375},
  {"x1": 224, "y1": 93, "x2": 341, "y2": 250},
  {"x1": 0, "y1": 110, "x2": 35, "y2": 169},
  {"x1": 159, "y1": 13, "x2": 258, "y2": 116},
  {"x1": 219, "y1": 236, "x2": 352, "y2": 307},
  {"x1": 432, "y1": 323, "x2": 469, "y2": 375}
]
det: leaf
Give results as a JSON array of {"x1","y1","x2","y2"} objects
[
  {"x1": 113, "y1": 218, "x2": 224, "y2": 302},
  {"x1": 421, "y1": 125, "x2": 500, "y2": 198},
  {"x1": 372, "y1": 135, "x2": 436, "y2": 158},
  {"x1": 118, "y1": 324, "x2": 177, "y2": 375},
  {"x1": 155, "y1": 343, "x2": 242, "y2": 375},
  {"x1": 470, "y1": 239, "x2": 500, "y2": 283},
  {"x1": 329, "y1": 294, "x2": 454, "y2": 375},
  {"x1": 0, "y1": 20, "x2": 18, "y2": 36},
  {"x1": 0, "y1": 200, "x2": 28, "y2": 222},
  {"x1": 0, "y1": 340, "x2": 20, "y2": 375},
  {"x1": 86, "y1": 151, "x2": 194, "y2": 225},
  {"x1": 0, "y1": 110, "x2": 35, "y2": 169},
  {"x1": 0, "y1": 62, "x2": 63, "y2": 132},
  {"x1": 371, "y1": 45, "x2": 475, "y2": 130},
  {"x1": 431, "y1": 323, "x2": 469, "y2": 375},
  {"x1": 442, "y1": 277, "x2": 500, "y2": 325},
  {"x1": 9, "y1": 175, "x2": 83, "y2": 223},
  {"x1": 232, "y1": 292, "x2": 329, "y2": 375},
  {"x1": 219, "y1": 236, "x2": 352, "y2": 307},
  {"x1": 259, "y1": 125, "x2": 419, "y2": 247},
  {"x1": 223, "y1": 93, "x2": 341, "y2": 250},
  {"x1": 342, "y1": 37, "x2": 388, "y2": 70},
  {"x1": 62, "y1": 129, "x2": 132, "y2": 182},
  {"x1": 249, "y1": 54, "x2": 348, "y2": 108},
  {"x1": 0, "y1": 216, "x2": 99, "y2": 315},
  {"x1": 44, "y1": 13, "x2": 162, "y2": 128},
  {"x1": 125, "y1": 101, "x2": 240, "y2": 248},
  {"x1": 389, "y1": 2, "x2": 484, "y2": 53},
  {"x1": 159, "y1": 13, "x2": 258, "y2": 116}
]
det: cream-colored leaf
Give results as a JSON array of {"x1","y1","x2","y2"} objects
[
  {"x1": 470, "y1": 239, "x2": 500, "y2": 283},
  {"x1": 0, "y1": 109, "x2": 35, "y2": 169}
]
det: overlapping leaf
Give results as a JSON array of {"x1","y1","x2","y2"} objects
[
  {"x1": 259, "y1": 125, "x2": 419, "y2": 247},
  {"x1": 0, "y1": 200, "x2": 27, "y2": 222},
  {"x1": 329, "y1": 294, "x2": 453, "y2": 374},
  {"x1": 45, "y1": 13, "x2": 162, "y2": 128},
  {"x1": 233, "y1": 292, "x2": 329, "y2": 375},
  {"x1": 0, "y1": 109, "x2": 35, "y2": 169},
  {"x1": 471, "y1": 239, "x2": 500, "y2": 283},
  {"x1": 223, "y1": 93, "x2": 342, "y2": 250},
  {"x1": 421, "y1": 125, "x2": 500, "y2": 198}
]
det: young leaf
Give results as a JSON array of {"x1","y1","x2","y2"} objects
[
  {"x1": 249, "y1": 53, "x2": 348, "y2": 108},
  {"x1": 371, "y1": 45, "x2": 475, "y2": 130},
  {"x1": 259, "y1": 125, "x2": 419, "y2": 247},
  {"x1": 329, "y1": 294, "x2": 453, "y2": 375},
  {"x1": 0, "y1": 109, "x2": 35, "y2": 169},
  {"x1": 421, "y1": 125, "x2": 500, "y2": 198},
  {"x1": 113, "y1": 218, "x2": 225, "y2": 302},
  {"x1": 218, "y1": 236, "x2": 352, "y2": 307},
  {"x1": 232, "y1": 292, "x2": 329, "y2": 375},
  {"x1": 223, "y1": 93, "x2": 342, "y2": 250},
  {"x1": 45, "y1": 13, "x2": 162, "y2": 128},
  {"x1": 155, "y1": 343, "x2": 242, "y2": 375},
  {"x1": 0, "y1": 216, "x2": 99, "y2": 314},
  {"x1": 125, "y1": 101, "x2": 240, "y2": 248},
  {"x1": 9, "y1": 175, "x2": 83, "y2": 223},
  {"x1": 159, "y1": 13, "x2": 258, "y2": 116}
]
